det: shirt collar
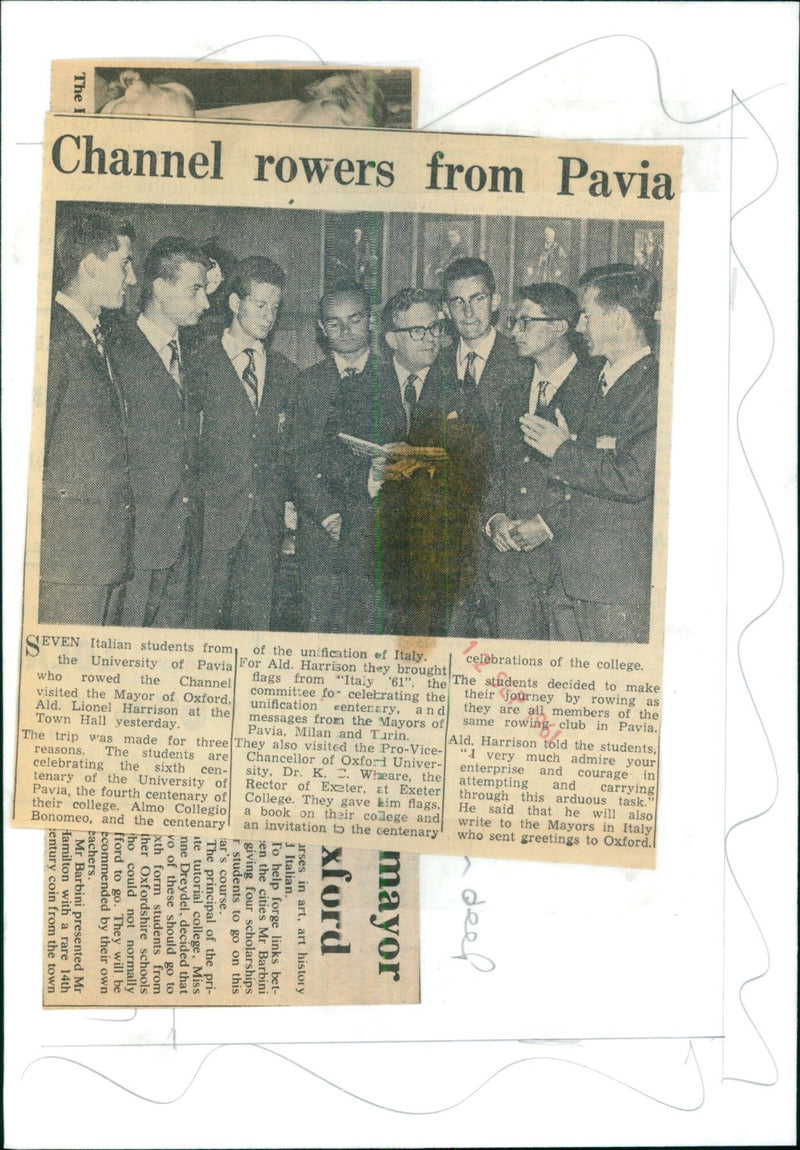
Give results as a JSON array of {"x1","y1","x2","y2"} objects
[
  {"x1": 532, "y1": 351, "x2": 577, "y2": 393},
  {"x1": 457, "y1": 326, "x2": 496, "y2": 372},
  {"x1": 222, "y1": 327, "x2": 265, "y2": 362},
  {"x1": 332, "y1": 348, "x2": 369, "y2": 377},
  {"x1": 602, "y1": 346, "x2": 651, "y2": 391},
  {"x1": 55, "y1": 292, "x2": 99, "y2": 340},
  {"x1": 393, "y1": 359, "x2": 430, "y2": 389},
  {"x1": 138, "y1": 311, "x2": 179, "y2": 354}
]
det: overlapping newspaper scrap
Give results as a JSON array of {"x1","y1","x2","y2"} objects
[
  {"x1": 15, "y1": 113, "x2": 680, "y2": 869},
  {"x1": 51, "y1": 59, "x2": 417, "y2": 128},
  {"x1": 44, "y1": 831, "x2": 417, "y2": 1006}
]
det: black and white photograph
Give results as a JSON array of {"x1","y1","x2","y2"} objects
[
  {"x1": 39, "y1": 200, "x2": 664, "y2": 643},
  {"x1": 83, "y1": 64, "x2": 415, "y2": 128}
]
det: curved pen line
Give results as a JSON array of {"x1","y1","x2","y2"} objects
[
  {"x1": 86, "y1": 1010, "x2": 138, "y2": 1023},
  {"x1": 420, "y1": 34, "x2": 784, "y2": 130},
  {"x1": 195, "y1": 35, "x2": 325, "y2": 64},
  {"x1": 21, "y1": 1039, "x2": 705, "y2": 1115},
  {"x1": 722, "y1": 90, "x2": 782, "y2": 1089}
]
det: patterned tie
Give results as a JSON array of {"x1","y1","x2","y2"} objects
[
  {"x1": 463, "y1": 350, "x2": 478, "y2": 388},
  {"x1": 242, "y1": 347, "x2": 260, "y2": 410},
  {"x1": 537, "y1": 379, "x2": 554, "y2": 411},
  {"x1": 167, "y1": 338, "x2": 182, "y2": 393},
  {"x1": 91, "y1": 323, "x2": 106, "y2": 359},
  {"x1": 403, "y1": 373, "x2": 419, "y2": 431},
  {"x1": 341, "y1": 367, "x2": 358, "y2": 379},
  {"x1": 599, "y1": 367, "x2": 610, "y2": 397},
  {"x1": 91, "y1": 323, "x2": 115, "y2": 386}
]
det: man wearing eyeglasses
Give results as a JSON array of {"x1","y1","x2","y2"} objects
[
  {"x1": 484, "y1": 283, "x2": 599, "y2": 640},
  {"x1": 291, "y1": 281, "x2": 376, "y2": 632},
  {"x1": 368, "y1": 288, "x2": 489, "y2": 637},
  {"x1": 192, "y1": 256, "x2": 298, "y2": 630},
  {"x1": 519, "y1": 265, "x2": 660, "y2": 644}
]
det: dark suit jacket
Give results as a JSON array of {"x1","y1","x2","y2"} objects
[
  {"x1": 195, "y1": 336, "x2": 298, "y2": 553},
  {"x1": 439, "y1": 330, "x2": 527, "y2": 435},
  {"x1": 371, "y1": 355, "x2": 491, "y2": 632},
  {"x1": 550, "y1": 353, "x2": 659, "y2": 607},
  {"x1": 486, "y1": 354, "x2": 601, "y2": 588},
  {"x1": 292, "y1": 352, "x2": 378, "y2": 527},
  {"x1": 41, "y1": 302, "x2": 132, "y2": 585},
  {"x1": 108, "y1": 318, "x2": 201, "y2": 570}
]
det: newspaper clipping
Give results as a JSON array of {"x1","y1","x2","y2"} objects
[
  {"x1": 44, "y1": 830, "x2": 417, "y2": 1006},
  {"x1": 14, "y1": 113, "x2": 680, "y2": 871}
]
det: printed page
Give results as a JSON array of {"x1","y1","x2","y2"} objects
[
  {"x1": 44, "y1": 830, "x2": 417, "y2": 1006},
  {"x1": 14, "y1": 113, "x2": 680, "y2": 867}
]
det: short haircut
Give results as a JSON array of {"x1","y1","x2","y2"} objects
[
  {"x1": 318, "y1": 280, "x2": 371, "y2": 320},
  {"x1": 382, "y1": 287, "x2": 439, "y2": 335},
  {"x1": 227, "y1": 256, "x2": 286, "y2": 304},
  {"x1": 55, "y1": 208, "x2": 135, "y2": 290},
  {"x1": 139, "y1": 236, "x2": 209, "y2": 308},
  {"x1": 443, "y1": 257, "x2": 496, "y2": 297},
  {"x1": 303, "y1": 71, "x2": 387, "y2": 127},
  {"x1": 515, "y1": 282, "x2": 580, "y2": 330},
  {"x1": 578, "y1": 263, "x2": 659, "y2": 338}
]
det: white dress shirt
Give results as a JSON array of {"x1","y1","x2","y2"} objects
[
  {"x1": 456, "y1": 327, "x2": 497, "y2": 385},
  {"x1": 222, "y1": 327, "x2": 267, "y2": 405}
]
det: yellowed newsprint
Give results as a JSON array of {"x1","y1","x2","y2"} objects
[
  {"x1": 15, "y1": 113, "x2": 680, "y2": 869},
  {"x1": 44, "y1": 830, "x2": 417, "y2": 1006},
  {"x1": 50, "y1": 59, "x2": 417, "y2": 128}
]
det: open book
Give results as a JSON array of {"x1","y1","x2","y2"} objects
[{"x1": 337, "y1": 432, "x2": 447, "y2": 461}]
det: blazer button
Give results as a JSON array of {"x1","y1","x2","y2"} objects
[
  {"x1": 523, "y1": 455, "x2": 530, "y2": 464},
  {"x1": 564, "y1": 492, "x2": 571, "y2": 501},
  {"x1": 520, "y1": 487, "x2": 527, "y2": 494},
  {"x1": 247, "y1": 493, "x2": 254, "y2": 499},
  {"x1": 182, "y1": 497, "x2": 189, "y2": 504}
]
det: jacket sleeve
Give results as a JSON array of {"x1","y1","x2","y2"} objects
[{"x1": 549, "y1": 384, "x2": 658, "y2": 503}]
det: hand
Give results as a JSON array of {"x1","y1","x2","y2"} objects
[
  {"x1": 321, "y1": 512, "x2": 342, "y2": 542},
  {"x1": 511, "y1": 516, "x2": 551, "y2": 551},
  {"x1": 487, "y1": 513, "x2": 522, "y2": 552},
  {"x1": 519, "y1": 408, "x2": 571, "y2": 458}
]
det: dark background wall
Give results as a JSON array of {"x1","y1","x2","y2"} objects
[{"x1": 55, "y1": 202, "x2": 664, "y2": 369}]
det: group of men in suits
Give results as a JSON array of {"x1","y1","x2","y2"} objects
[{"x1": 40, "y1": 208, "x2": 660, "y2": 645}]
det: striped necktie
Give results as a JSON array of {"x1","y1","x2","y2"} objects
[
  {"x1": 242, "y1": 348, "x2": 260, "y2": 410},
  {"x1": 167, "y1": 338, "x2": 182, "y2": 394}
]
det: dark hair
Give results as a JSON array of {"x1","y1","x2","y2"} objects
[
  {"x1": 303, "y1": 71, "x2": 387, "y2": 127},
  {"x1": 139, "y1": 236, "x2": 209, "y2": 309},
  {"x1": 55, "y1": 209, "x2": 135, "y2": 290},
  {"x1": 381, "y1": 287, "x2": 440, "y2": 336},
  {"x1": 318, "y1": 280, "x2": 371, "y2": 320},
  {"x1": 578, "y1": 263, "x2": 659, "y2": 340},
  {"x1": 515, "y1": 282, "x2": 580, "y2": 330},
  {"x1": 443, "y1": 257, "x2": 496, "y2": 297},
  {"x1": 227, "y1": 256, "x2": 286, "y2": 305}
]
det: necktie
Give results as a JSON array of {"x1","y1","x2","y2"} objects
[
  {"x1": 341, "y1": 367, "x2": 358, "y2": 379},
  {"x1": 403, "y1": 373, "x2": 419, "y2": 431},
  {"x1": 91, "y1": 323, "x2": 106, "y2": 359},
  {"x1": 537, "y1": 380, "x2": 554, "y2": 411},
  {"x1": 92, "y1": 323, "x2": 115, "y2": 386},
  {"x1": 242, "y1": 347, "x2": 260, "y2": 410},
  {"x1": 599, "y1": 367, "x2": 610, "y2": 397},
  {"x1": 463, "y1": 351, "x2": 478, "y2": 388},
  {"x1": 167, "y1": 338, "x2": 182, "y2": 393}
]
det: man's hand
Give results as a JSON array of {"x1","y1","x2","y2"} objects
[
  {"x1": 321, "y1": 512, "x2": 342, "y2": 542},
  {"x1": 519, "y1": 408, "x2": 571, "y2": 458},
  {"x1": 487, "y1": 513, "x2": 522, "y2": 552},
  {"x1": 511, "y1": 516, "x2": 551, "y2": 551}
]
